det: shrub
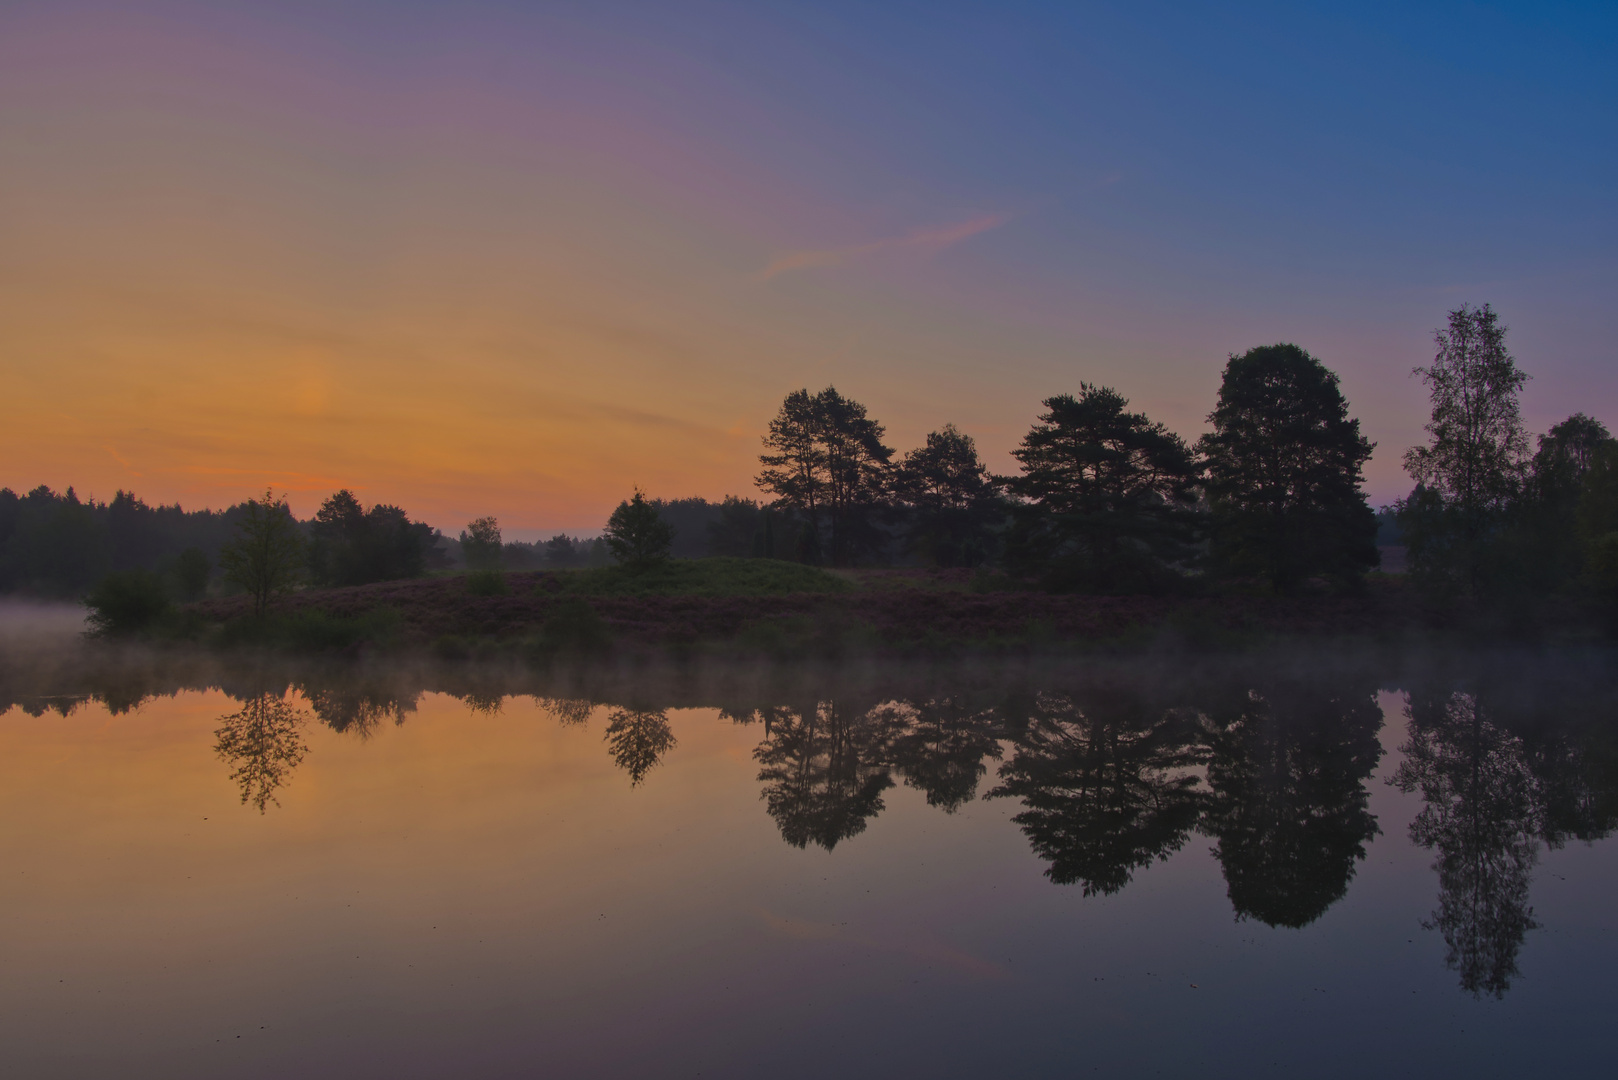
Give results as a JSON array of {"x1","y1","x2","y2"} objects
[
  {"x1": 84, "y1": 570, "x2": 172, "y2": 636},
  {"x1": 465, "y1": 569, "x2": 509, "y2": 596}
]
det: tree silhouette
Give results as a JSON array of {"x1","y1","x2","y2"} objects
[
  {"x1": 990, "y1": 685, "x2": 1206, "y2": 894},
  {"x1": 605, "y1": 489, "x2": 675, "y2": 570},
  {"x1": 605, "y1": 708, "x2": 677, "y2": 785},
  {"x1": 893, "y1": 424, "x2": 1001, "y2": 567},
  {"x1": 756, "y1": 387, "x2": 892, "y2": 566},
  {"x1": 754, "y1": 699, "x2": 896, "y2": 849},
  {"x1": 1393, "y1": 690, "x2": 1543, "y2": 998},
  {"x1": 1201, "y1": 675, "x2": 1383, "y2": 927},
  {"x1": 1005, "y1": 385, "x2": 1200, "y2": 593},
  {"x1": 218, "y1": 489, "x2": 303, "y2": 617},
  {"x1": 1199, "y1": 345, "x2": 1377, "y2": 593},
  {"x1": 1399, "y1": 303, "x2": 1530, "y2": 594},
  {"x1": 214, "y1": 692, "x2": 310, "y2": 813}
]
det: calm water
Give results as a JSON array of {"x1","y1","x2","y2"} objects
[{"x1": 1, "y1": 633, "x2": 1615, "y2": 1077}]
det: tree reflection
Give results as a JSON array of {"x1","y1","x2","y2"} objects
[
  {"x1": 304, "y1": 686, "x2": 416, "y2": 738},
  {"x1": 882, "y1": 697, "x2": 1003, "y2": 812},
  {"x1": 605, "y1": 708, "x2": 676, "y2": 786},
  {"x1": 214, "y1": 692, "x2": 310, "y2": 813},
  {"x1": 755, "y1": 699, "x2": 895, "y2": 850},
  {"x1": 1393, "y1": 690, "x2": 1543, "y2": 998},
  {"x1": 989, "y1": 685, "x2": 1205, "y2": 895},
  {"x1": 1201, "y1": 678, "x2": 1382, "y2": 927},
  {"x1": 541, "y1": 697, "x2": 595, "y2": 726}
]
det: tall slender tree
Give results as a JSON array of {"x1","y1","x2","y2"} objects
[
  {"x1": 218, "y1": 489, "x2": 303, "y2": 617},
  {"x1": 1199, "y1": 344, "x2": 1377, "y2": 593},
  {"x1": 1399, "y1": 304, "x2": 1530, "y2": 593}
]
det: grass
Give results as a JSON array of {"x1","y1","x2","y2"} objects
[{"x1": 559, "y1": 557, "x2": 853, "y2": 597}]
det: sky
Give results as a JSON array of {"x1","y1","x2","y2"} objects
[{"x1": 2, "y1": 0, "x2": 1613, "y2": 536}]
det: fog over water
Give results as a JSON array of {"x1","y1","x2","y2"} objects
[{"x1": 2, "y1": 626, "x2": 1615, "y2": 1077}]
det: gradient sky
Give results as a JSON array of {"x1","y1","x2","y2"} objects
[{"x1": 3, "y1": 0, "x2": 1613, "y2": 535}]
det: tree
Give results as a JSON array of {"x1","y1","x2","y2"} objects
[
  {"x1": 1399, "y1": 304, "x2": 1530, "y2": 593},
  {"x1": 1005, "y1": 385, "x2": 1200, "y2": 592},
  {"x1": 1199, "y1": 344, "x2": 1377, "y2": 593},
  {"x1": 1503, "y1": 414, "x2": 1614, "y2": 595},
  {"x1": 459, "y1": 516, "x2": 503, "y2": 571},
  {"x1": 757, "y1": 387, "x2": 893, "y2": 565},
  {"x1": 218, "y1": 489, "x2": 303, "y2": 617},
  {"x1": 893, "y1": 424, "x2": 1001, "y2": 567},
  {"x1": 1578, "y1": 441, "x2": 1618, "y2": 607},
  {"x1": 605, "y1": 489, "x2": 674, "y2": 570},
  {"x1": 176, "y1": 547, "x2": 211, "y2": 601}
]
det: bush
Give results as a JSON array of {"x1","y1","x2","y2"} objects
[
  {"x1": 84, "y1": 570, "x2": 172, "y2": 636},
  {"x1": 465, "y1": 569, "x2": 509, "y2": 596}
]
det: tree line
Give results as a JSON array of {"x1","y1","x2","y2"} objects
[
  {"x1": 14, "y1": 302, "x2": 1616, "y2": 615},
  {"x1": 727, "y1": 303, "x2": 1612, "y2": 604}
]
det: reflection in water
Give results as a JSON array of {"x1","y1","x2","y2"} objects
[
  {"x1": 989, "y1": 686, "x2": 1205, "y2": 895},
  {"x1": 1394, "y1": 691, "x2": 1543, "y2": 998},
  {"x1": 543, "y1": 697, "x2": 596, "y2": 726},
  {"x1": 304, "y1": 685, "x2": 417, "y2": 738},
  {"x1": 755, "y1": 699, "x2": 895, "y2": 850},
  {"x1": 883, "y1": 697, "x2": 1004, "y2": 813},
  {"x1": 213, "y1": 692, "x2": 311, "y2": 813},
  {"x1": 605, "y1": 708, "x2": 677, "y2": 786},
  {"x1": 1202, "y1": 678, "x2": 1382, "y2": 927},
  {"x1": 6, "y1": 643, "x2": 1616, "y2": 998}
]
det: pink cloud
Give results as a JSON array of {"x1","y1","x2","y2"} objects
[{"x1": 761, "y1": 213, "x2": 1010, "y2": 280}]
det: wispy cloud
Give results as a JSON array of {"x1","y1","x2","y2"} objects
[{"x1": 761, "y1": 213, "x2": 1009, "y2": 280}]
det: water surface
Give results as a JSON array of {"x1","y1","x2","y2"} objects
[{"x1": 1, "y1": 643, "x2": 1614, "y2": 1077}]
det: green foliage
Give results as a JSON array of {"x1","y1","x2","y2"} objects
[
  {"x1": 83, "y1": 569, "x2": 173, "y2": 636},
  {"x1": 176, "y1": 547, "x2": 211, "y2": 601},
  {"x1": 605, "y1": 489, "x2": 675, "y2": 570},
  {"x1": 1200, "y1": 344, "x2": 1377, "y2": 592},
  {"x1": 218, "y1": 489, "x2": 304, "y2": 618},
  {"x1": 565, "y1": 556, "x2": 850, "y2": 597},
  {"x1": 459, "y1": 516, "x2": 504, "y2": 572},
  {"x1": 1005, "y1": 384, "x2": 1201, "y2": 593}
]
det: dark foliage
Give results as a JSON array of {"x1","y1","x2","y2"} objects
[
  {"x1": 1004, "y1": 385, "x2": 1201, "y2": 593},
  {"x1": 1200, "y1": 344, "x2": 1377, "y2": 593},
  {"x1": 0, "y1": 485, "x2": 240, "y2": 597},
  {"x1": 1399, "y1": 304, "x2": 1530, "y2": 596},
  {"x1": 605, "y1": 489, "x2": 675, "y2": 570},
  {"x1": 892, "y1": 423, "x2": 1004, "y2": 567},
  {"x1": 84, "y1": 569, "x2": 173, "y2": 636},
  {"x1": 307, "y1": 489, "x2": 438, "y2": 587},
  {"x1": 757, "y1": 387, "x2": 894, "y2": 566}
]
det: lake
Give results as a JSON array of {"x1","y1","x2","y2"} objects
[{"x1": 1, "y1": 620, "x2": 1614, "y2": 1077}]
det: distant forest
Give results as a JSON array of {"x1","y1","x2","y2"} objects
[{"x1": 6, "y1": 303, "x2": 1616, "y2": 610}]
